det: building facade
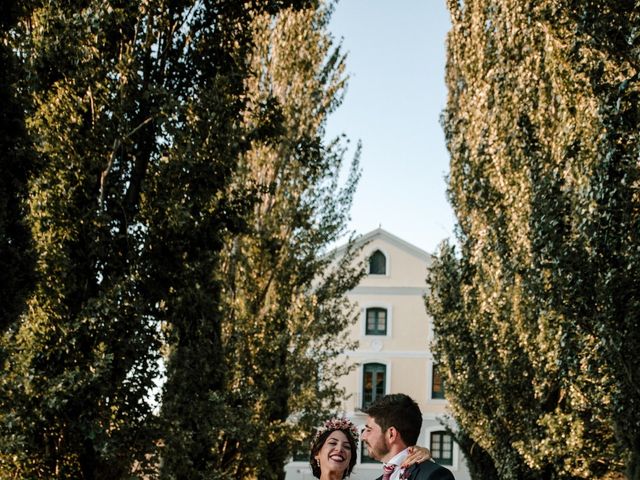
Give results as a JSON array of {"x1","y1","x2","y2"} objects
[{"x1": 285, "y1": 228, "x2": 471, "y2": 480}]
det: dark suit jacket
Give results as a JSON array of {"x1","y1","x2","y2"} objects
[{"x1": 374, "y1": 460, "x2": 455, "y2": 480}]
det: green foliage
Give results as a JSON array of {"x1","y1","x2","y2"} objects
[
  {"x1": 429, "y1": 1, "x2": 640, "y2": 479},
  {"x1": 0, "y1": 0, "x2": 359, "y2": 479},
  {"x1": 212, "y1": 6, "x2": 363, "y2": 478},
  {"x1": 0, "y1": 0, "x2": 37, "y2": 332},
  {"x1": 1, "y1": 2, "x2": 165, "y2": 477}
]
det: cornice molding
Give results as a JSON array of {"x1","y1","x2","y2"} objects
[{"x1": 349, "y1": 286, "x2": 427, "y2": 296}]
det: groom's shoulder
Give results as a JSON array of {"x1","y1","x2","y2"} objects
[{"x1": 406, "y1": 460, "x2": 455, "y2": 480}]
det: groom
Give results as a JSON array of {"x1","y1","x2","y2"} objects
[{"x1": 362, "y1": 393, "x2": 455, "y2": 480}]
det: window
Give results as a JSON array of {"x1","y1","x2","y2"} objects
[
  {"x1": 362, "y1": 363, "x2": 386, "y2": 409},
  {"x1": 365, "y1": 307, "x2": 387, "y2": 335},
  {"x1": 431, "y1": 364, "x2": 446, "y2": 399},
  {"x1": 430, "y1": 431, "x2": 453, "y2": 466},
  {"x1": 368, "y1": 250, "x2": 386, "y2": 275}
]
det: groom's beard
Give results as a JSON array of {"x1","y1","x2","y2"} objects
[{"x1": 365, "y1": 436, "x2": 390, "y2": 462}]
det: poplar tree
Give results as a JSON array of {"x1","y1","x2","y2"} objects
[
  {"x1": 213, "y1": 5, "x2": 362, "y2": 478},
  {"x1": 428, "y1": 1, "x2": 640, "y2": 479},
  {"x1": 0, "y1": 2, "x2": 39, "y2": 472},
  {"x1": 0, "y1": 3, "x2": 163, "y2": 476},
  {"x1": 0, "y1": 1, "x2": 36, "y2": 331},
  {"x1": 0, "y1": 1, "x2": 318, "y2": 478}
]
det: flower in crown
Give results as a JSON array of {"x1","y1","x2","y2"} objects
[{"x1": 313, "y1": 417, "x2": 359, "y2": 444}]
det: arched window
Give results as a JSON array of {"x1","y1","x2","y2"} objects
[
  {"x1": 365, "y1": 307, "x2": 387, "y2": 335},
  {"x1": 362, "y1": 363, "x2": 386, "y2": 409},
  {"x1": 368, "y1": 250, "x2": 386, "y2": 275},
  {"x1": 430, "y1": 431, "x2": 453, "y2": 465}
]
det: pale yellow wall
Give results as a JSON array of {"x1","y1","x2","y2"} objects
[
  {"x1": 285, "y1": 230, "x2": 471, "y2": 480},
  {"x1": 358, "y1": 237, "x2": 432, "y2": 288},
  {"x1": 348, "y1": 293, "x2": 430, "y2": 349},
  {"x1": 335, "y1": 230, "x2": 445, "y2": 416}
]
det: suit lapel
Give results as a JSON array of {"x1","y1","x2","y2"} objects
[{"x1": 400, "y1": 463, "x2": 418, "y2": 479}]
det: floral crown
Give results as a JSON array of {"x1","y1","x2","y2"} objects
[{"x1": 313, "y1": 417, "x2": 359, "y2": 444}]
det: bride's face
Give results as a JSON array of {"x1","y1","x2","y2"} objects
[{"x1": 315, "y1": 430, "x2": 352, "y2": 477}]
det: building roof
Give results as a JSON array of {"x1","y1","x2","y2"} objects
[{"x1": 333, "y1": 227, "x2": 432, "y2": 262}]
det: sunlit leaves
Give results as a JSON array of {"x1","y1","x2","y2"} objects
[
  {"x1": 431, "y1": 0, "x2": 640, "y2": 478},
  {"x1": 213, "y1": 5, "x2": 362, "y2": 478},
  {"x1": 2, "y1": 1, "x2": 338, "y2": 479}
]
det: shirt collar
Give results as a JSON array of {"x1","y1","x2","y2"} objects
[{"x1": 384, "y1": 447, "x2": 411, "y2": 468}]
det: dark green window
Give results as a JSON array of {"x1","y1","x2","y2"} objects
[
  {"x1": 368, "y1": 250, "x2": 386, "y2": 274},
  {"x1": 430, "y1": 431, "x2": 453, "y2": 466},
  {"x1": 362, "y1": 363, "x2": 386, "y2": 409},
  {"x1": 366, "y1": 307, "x2": 387, "y2": 335}
]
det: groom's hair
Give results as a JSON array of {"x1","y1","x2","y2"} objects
[{"x1": 364, "y1": 393, "x2": 422, "y2": 446}]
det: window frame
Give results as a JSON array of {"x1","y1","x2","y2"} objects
[
  {"x1": 368, "y1": 249, "x2": 388, "y2": 275},
  {"x1": 365, "y1": 307, "x2": 388, "y2": 335},
  {"x1": 361, "y1": 303, "x2": 393, "y2": 338},
  {"x1": 361, "y1": 362, "x2": 387, "y2": 410},
  {"x1": 430, "y1": 363, "x2": 446, "y2": 400},
  {"x1": 427, "y1": 360, "x2": 447, "y2": 403},
  {"x1": 429, "y1": 430, "x2": 454, "y2": 466}
]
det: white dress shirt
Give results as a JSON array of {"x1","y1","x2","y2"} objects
[{"x1": 383, "y1": 448, "x2": 411, "y2": 480}]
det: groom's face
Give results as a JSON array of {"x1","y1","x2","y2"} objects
[{"x1": 362, "y1": 415, "x2": 390, "y2": 462}]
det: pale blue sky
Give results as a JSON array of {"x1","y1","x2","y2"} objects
[{"x1": 327, "y1": 1, "x2": 456, "y2": 254}]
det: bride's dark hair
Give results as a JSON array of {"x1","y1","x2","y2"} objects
[{"x1": 309, "y1": 419, "x2": 358, "y2": 479}]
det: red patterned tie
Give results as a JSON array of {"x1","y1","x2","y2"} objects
[{"x1": 382, "y1": 463, "x2": 396, "y2": 480}]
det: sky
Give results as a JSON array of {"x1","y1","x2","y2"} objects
[{"x1": 326, "y1": 1, "x2": 456, "y2": 254}]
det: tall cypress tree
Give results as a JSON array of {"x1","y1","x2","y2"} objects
[{"x1": 429, "y1": 1, "x2": 640, "y2": 479}]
